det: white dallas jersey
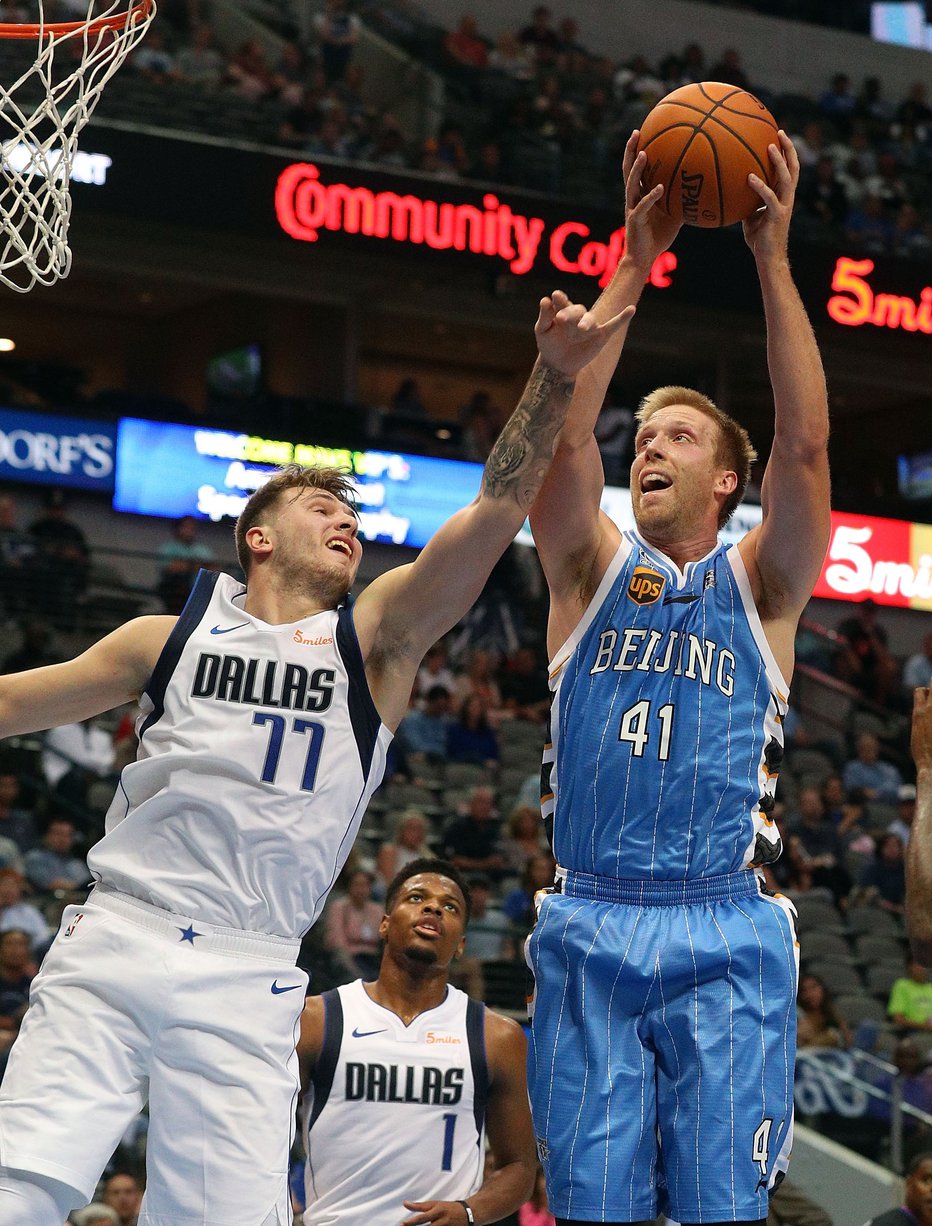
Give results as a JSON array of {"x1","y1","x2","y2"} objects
[
  {"x1": 88, "y1": 571, "x2": 392, "y2": 937},
  {"x1": 303, "y1": 979, "x2": 487, "y2": 1226}
]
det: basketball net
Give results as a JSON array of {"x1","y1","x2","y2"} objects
[{"x1": 0, "y1": 0, "x2": 155, "y2": 293}]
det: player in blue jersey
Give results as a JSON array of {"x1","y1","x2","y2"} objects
[
  {"x1": 0, "y1": 298, "x2": 631, "y2": 1226},
  {"x1": 525, "y1": 130, "x2": 830, "y2": 1225}
]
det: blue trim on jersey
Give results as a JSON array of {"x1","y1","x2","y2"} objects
[
  {"x1": 335, "y1": 599, "x2": 381, "y2": 778},
  {"x1": 465, "y1": 998, "x2": 488, "y2": 1139},
  {"x1": 139, "y1": 569, "x2": 219, "y2": 739},
  {"x1": 308, "y1": 989, "x2": 343, "y2": 1132}
]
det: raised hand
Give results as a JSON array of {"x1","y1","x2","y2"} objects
[
  {"x1": 622, "y1": 128, "x2": 682, "y2": 273},
  {"x1": 742, "y1": 129, "x2": 799, "y2": 264},
  {"x1": 534, "y1": 289, "x2": 635, "y2": 377}
]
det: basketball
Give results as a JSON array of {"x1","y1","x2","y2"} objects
[{"x1": 636, "y1": 82, "x2": 779, "y2": 228}]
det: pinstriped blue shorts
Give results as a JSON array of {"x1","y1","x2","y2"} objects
[{"x1": 526, "y1": 871, "x2": 798, "y2": 1224}]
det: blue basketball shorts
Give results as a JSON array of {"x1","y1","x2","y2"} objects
[{"x1": 526, "y1": 870, "x2": 798, "y2": 1224}]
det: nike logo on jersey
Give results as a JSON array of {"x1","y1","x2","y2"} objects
[
  {"x1": 662, "y1": 593, "x2": 701, "y2": 605},
  {"x1": 271, "y1": 981, "x2": 302, "y2": 994},
  {"x1": 210, "y1": 622, "x2": 250, "y2": 634},
  {"x1": 351, "y1": 1027, "x2": 388, "y2": 1038}
]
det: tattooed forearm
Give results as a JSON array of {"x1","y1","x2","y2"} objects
[{"x1": 481, "y1": 360, "x2": 575, "y2": 508}]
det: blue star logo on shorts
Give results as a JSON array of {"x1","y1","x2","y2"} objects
[{"x1": 177, "y1": 925, "x2": 201, "y2": 944}]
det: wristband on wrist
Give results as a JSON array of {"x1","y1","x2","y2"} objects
[{"x1": 457, "y1": 1201, "x2": 475, "y2": 1225}]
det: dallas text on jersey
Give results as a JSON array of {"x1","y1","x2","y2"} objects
[
  {"x1": 191, "y1": 653, "x2": 336, "y2": 711},
  {"x1": 345, "y1": 1062, "x2": 466, "y2": 1105}
]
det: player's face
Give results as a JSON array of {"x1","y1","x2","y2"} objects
[
  {"x1": 270, "y1": 489, "x2": 361, "y2": 597},
  {"x1": 906, "y1": 1158, "x2": 932, "y2": 1223},
  {"x1": 382, "y1": 873, "x2": 467, "y2": 968},
  {"x1": 630, "y1": 406, "x2": 734, "y2": 543}
]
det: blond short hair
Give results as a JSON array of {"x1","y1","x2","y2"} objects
[
  {"x1": 635, "y1": 386, "x2": 757, "y2": 528},
  {"x1": 234, "y1": 464, "x2": 358, "y2": 576}
]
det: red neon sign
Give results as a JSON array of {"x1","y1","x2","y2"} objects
[
  {"x1": 827, "y1": 256, "x2": 932, "y2": 333},
  {"x1": 274, "y1": 162, "x2": 677, "y2": 289},
  {"x1": 814, "y1": 510, "x2": 932, "y2": 610}
]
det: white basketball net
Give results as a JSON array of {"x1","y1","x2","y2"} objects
[{"x1": 0, "y1": 0, "x2": 155, "y2": 292}]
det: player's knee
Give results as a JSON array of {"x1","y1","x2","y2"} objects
[{"x1": 0, "y1": 1168, "x2": 81, "y2": 1226}]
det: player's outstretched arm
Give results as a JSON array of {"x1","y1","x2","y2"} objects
[
  {"x1": 907, "y1": 687, "x2": 932, "y2": 963},
  {"x1": 739, "y1": 132, "x2": 830, "y2": 636},
  {"x1": 402, "y1": 1012, "x2": 536, "y2": 1226},
  {"x1": 356, "y1": 294, "x2": 631, "y2": 726},
  {"x1": 531, "y1": 131, "x2": 680, "y2": 633},
  {"x1": 0, "y1": 615, "x2": 174, "y2": 737}
]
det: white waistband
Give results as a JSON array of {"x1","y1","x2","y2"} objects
[{"x1": 88, "y1": 885, "x2": 301, "y2": 964}]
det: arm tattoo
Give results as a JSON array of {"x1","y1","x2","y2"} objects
[{"x1": 481, "y1": 362, "x2": 575, "y2": 509}]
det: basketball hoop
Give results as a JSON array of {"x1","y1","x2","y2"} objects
[{"x1": 0, "y1": 0, "x2": 155, "y2": 292}]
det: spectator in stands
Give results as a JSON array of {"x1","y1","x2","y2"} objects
[
  {"x1": 0, "y1": 829, "x2": 23, "y2": 876},
  {"x1": 864, "y1": 1150, "x2": 932, "y2": 1226},
  {"x1": 790, "y1": 785, "x2": 851, "y2": 903},
  {"x1": 797, "y1": 154, "x2": 850, "y2": 232},
  {"x1": 102, "y1": 1172, "x2": 143, "y2": 1226},
  {"x1": 156, "y1": 515, "x2": 215, "y2": 614},
  {"x1": 894, "y1": 204, "x2": 932, "y2": 260},
  {"x1": 324, "y1": 868, "x2": 383, "y2": 981},
  {"x1": 890, "y1": 785, "x2": 917, "y2": 848},
  {"x1": 865, "y1": 152, "x2": 910, "y2": 215},
  {"x1": 499, "y1": 645, "x2": 549, "y2": 723},
  {"x1": 363, "y1": 117, "x2": 410, "y2": 168},
  {"x1": 272, "y1": 40, "x2": 312, "y2": 108},
  {"x1": 791, "y1": 120, "x2": 828, "y2": 170},
  {"x1": 225, "y1": 38, "x2": 276, "y2": 101},
  {"x1": 835, "y1": 598, "x2": 897, "y2": 702},
  {"x1": 487, "y1": 31, "x2": 535, "y2": 82},
  {"x1": 0, "y1": 771, "x2": 37, "y2": 855},
  {"x1": 0, "y1": 868, "x2": 50, "y2": 954},
  {"x1": 896, "y1": 82, "x2": 932, "y2": 130},
  {"x1": 0, "y1": 617, "x2": 61, "y2": 676},
  {"x1": 455, "y1": 646, "x2": 503, "y2": 712},
  {"x1": 24, "y1": 817, "x2": 89, "y2": 893},
  {"x1": 175, "y1": 22, "x2": 225, "y2": 90},
  {"x1": 415, "y1": 641, "x2": 455, "y2": 701},
  {"x1": 888, "y1": 960, "x2": 932, "y2": 1032},
  {"x1": 843, "y1": 732, "x2": 904, "y2": 805},
  {"x1": 42, "y1": 716, "x2": 117, "y2": 815},
  {"x1": 503, "y1": 851, "x2": 556, "y2": 933},
  {"x1": 858, "y1": 831, "x2": 906, "y2": 915},
  {"x1": 452, "y1": 872, "x2": 509, "y2": 999},
  {"x1": 306, "y1": 110, "x2": 355, "y2": 159},
  {"x1": 444, "y1": 785, "x2": 505, "y2": 878},
  {"x1": 397, "y1": 685, "x2": 454, "y2": 765},
  {"x1": 856, "y1": 75, "x2": 896, "y2": 129},
  {"x1": 501, "y1": 804, "x2": 549, "y2": 877},
  {"x1": 446, "y1": 694, "x2": 500, "y2": 770},
  {"x1": 905, "y1": 638, "x2": 932, "y2": 696},
  {"x1": 444, "y1": 15, "x2": 488, "y2": 71},
  {"x1": 517, "y1": 5, "x2": 561, "y2": 66},
  {"x1": 27, "y1": 487, "x2": 90, "y2": 615},
  {"x1": 0, "y1": 929, "x2": 35, "y2": 1058},
  {"x1": 845, "y1": 193, "x2": 896, "y2": 256},
  {"x1": 0, "y1": 493, "x2": 37, "y2": 617},
  {"x1": 313, "y1": 0, "x2": 361, "y2": 85},
  {"x1": 388, "y1": 376, "x2": 427, "y2": 419},
  {"x1": 819, "y1": 71, "x2": 856, "y2": 133},
  {"x1": 709, "y1": 47, "x2": 750, "y2": 90},
  {"x1": 132, "y1": 28, "x2": 179, "y2": 84},
  {"x1": 796, "y1": 972, "x2": 851, "y2": 1049},
  {"x1": 375, "y1": 808, "x2": 432, "y2": 898},
  {"x1": 460, "y1": 390, "x2": 504, "y2": 462},
  {"x1": 592, "y1": 399, "x2": 634, "y2": 486}
]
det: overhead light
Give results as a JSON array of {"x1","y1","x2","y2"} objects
[
  {"x1": 0, "y1": 338, "x2": 14, "y2": 352},
  {"x1": 435, "y1": 428, "x2": 451, "y2": 440}
]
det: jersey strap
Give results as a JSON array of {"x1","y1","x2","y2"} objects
[
  {"x1": 307, "y1": 988, "x2": 344, "y2": 1131},
  {"x1": 139, "y1": 568, "x2": 219, "y2": 738},
  {"x1": 336, "y1": 600, "x2": 382, "y2": 776},
  {"x1": 465, "y1": 998, "x2": 488, "y2": 1137}
]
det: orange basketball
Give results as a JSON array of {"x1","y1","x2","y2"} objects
[{"x1": 636, "y1": 82, "x2": 779, "y2": 228}]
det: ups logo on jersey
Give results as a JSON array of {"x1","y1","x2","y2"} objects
[{"x1": 627, "y1": 566, "x2": 666, "y2": 605}]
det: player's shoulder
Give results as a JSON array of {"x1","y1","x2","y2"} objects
[{"x1": 481, "y1": 1006, "x2": 528, "y2": 1068}]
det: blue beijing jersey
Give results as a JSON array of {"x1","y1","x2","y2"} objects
[{"x1": 543, "y1": 530, "x2": 788, "y2": 880}]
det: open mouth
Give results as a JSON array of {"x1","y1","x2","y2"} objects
[
  {"x1": 413, "y1": 921, "x2": 441, "y2": 939},
  {"x1": 640, "y1": 471, "x2": 672, "y2": 493},
  {"x1": 327, "y1": 539, "x2": 353, "y2": 557}
]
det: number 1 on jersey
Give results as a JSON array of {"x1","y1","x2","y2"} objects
[
  {"x1": 252, "y1": 713, "x2": 325, "y2": 791},
  {"x1": 440, "y1": 1112, "x2": 456, "y2": 1170}
]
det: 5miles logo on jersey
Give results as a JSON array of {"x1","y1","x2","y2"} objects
[{"x1": 627, "y1": 566, "x2": 666, "y2": 605}]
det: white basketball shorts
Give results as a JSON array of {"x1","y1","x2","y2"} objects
[{"x1": 0, "y1": 888, "x2": 308, "y2": 1226}]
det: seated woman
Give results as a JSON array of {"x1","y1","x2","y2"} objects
[
  {"x1": 446, "y1": 693, "x2": 500, "y2": 770},
  {"x1": 374, "y1": 807, "x2": 432, "y2": 898},
  {"x1": 797, "y1": 972, "x2": 852, "y2": 1049}
]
